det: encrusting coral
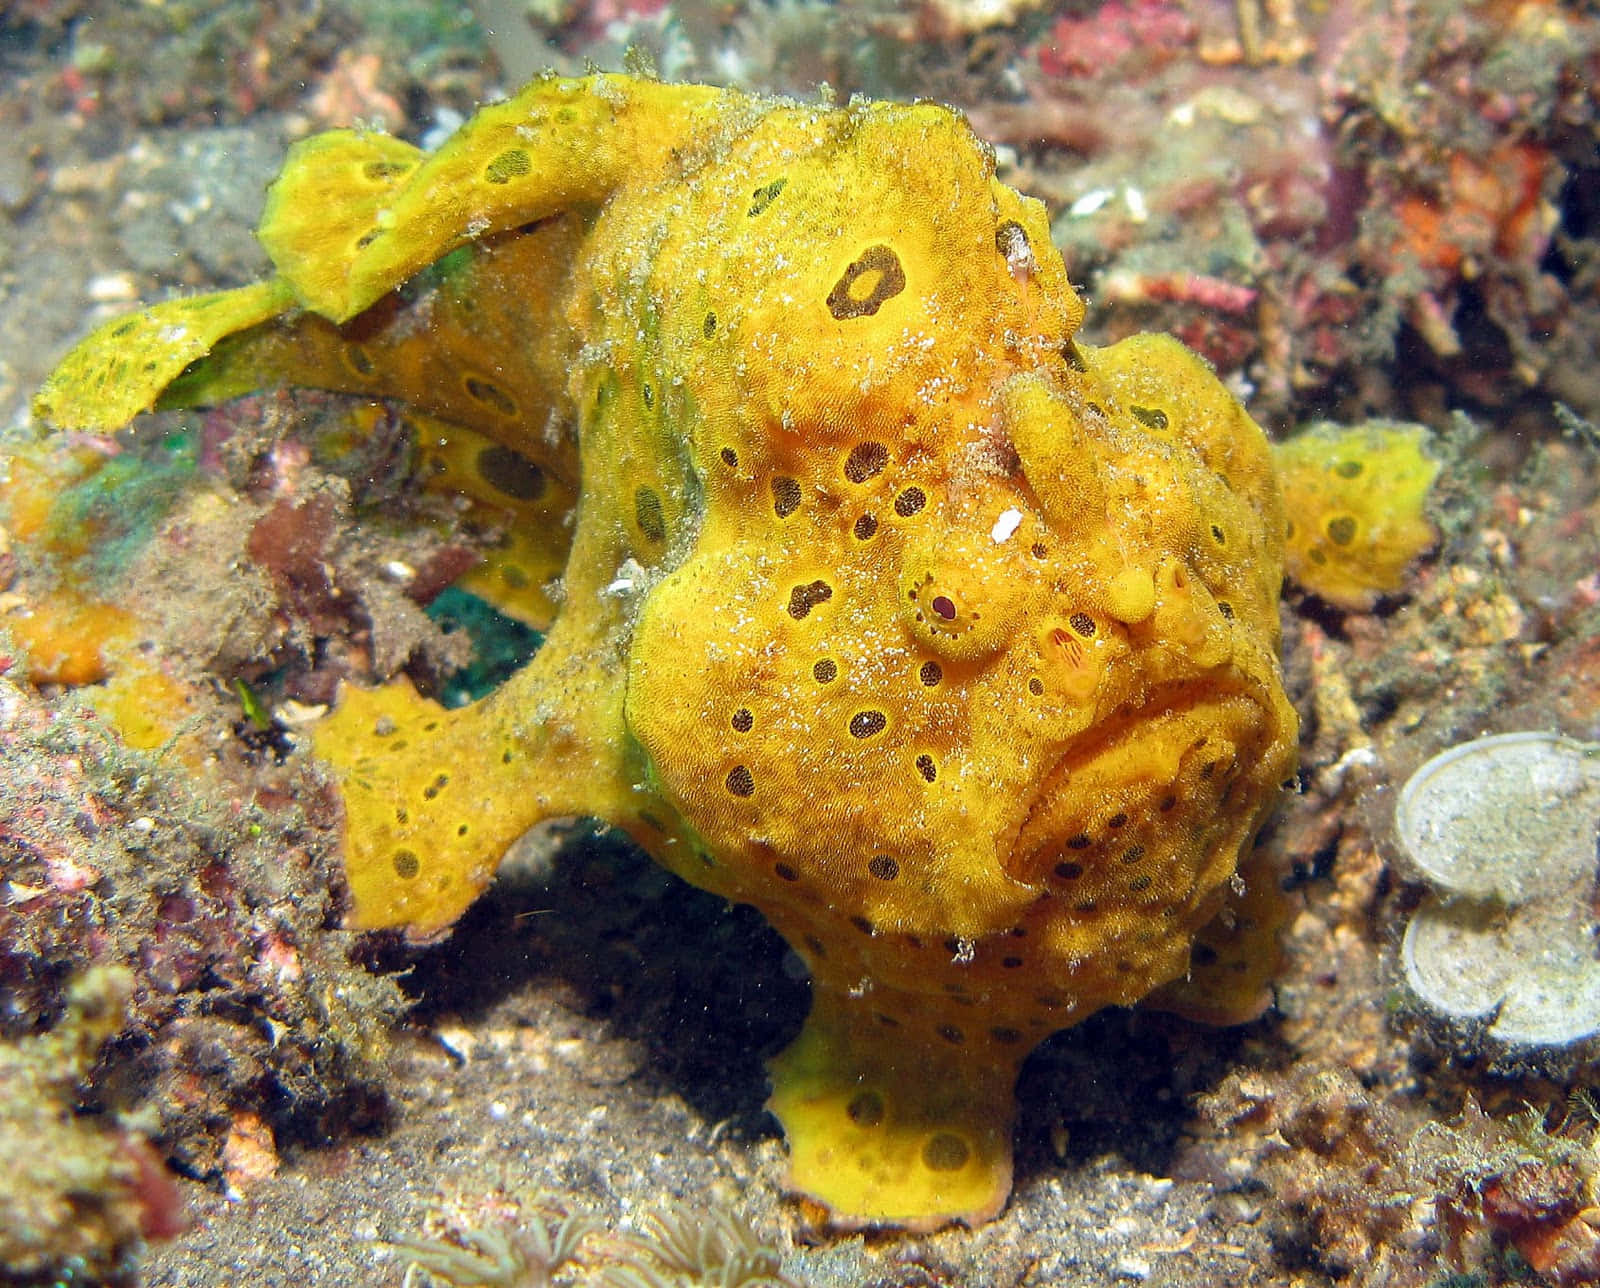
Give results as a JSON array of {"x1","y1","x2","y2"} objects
[{"x1": 28, "y1": 71, "x2": 1389, "y2": 1229}]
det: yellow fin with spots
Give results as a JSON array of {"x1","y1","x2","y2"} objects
[
  {"x1": 257, "y1": 129, "x2": 424, "y2": 317},
  {"x1": 313, "y1": 617, "x2": 645, "y2": 938},
  {"x1": 766, "y1": 985, "x2": 1019, "y2": 1231},
  {"x1": 311, "y1": 676, "x2": 552, "y2": 935},
  {"x1": 32, "y1": 279, "x2": 294, "y2": 431},
  {"x1": 1273, "y1": 420, "x2": 1441, "y2": 610},
  {"x1": 410, "y1": 411, "x2": 576, "y2": 630},
  {"x1": 269, "y1": 74, "x2": 730, "y2": 322}
]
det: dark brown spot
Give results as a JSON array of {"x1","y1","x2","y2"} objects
[
  {"x1": 422, "y1": 774, "x2": 449, "y2": 800},
  {"x1": 1334, "y1": 458, "x2": 1364, "y2": 478},
  {"x1": 868, "y1": 855, "x2": 900, "y2": 881},
  {"x1": 937, "y1": 1024, "x2": 965, "y2": 1045},
  {"x1": 464, "y1": 376, "x2": 517, "y2": 416},
  {"x1": 363, "y1": 158, "x2": 412, "y2": 183},
  {"x1": 775, "y1": 862, "x2": 799, "y2": 881},
  {"x1": 919, "y1": 660, "x2": 943, "y2": 687},
  {"x1": 1130, "y1": 404, "x2": 1169, "y2": 430},
  {"x1": 702, "y1": 311, "x2": 717, "y2": 338},
  {"x1": 849, "y1": 710, "x2": 887, "y2": 739},
  {"x1": 894, "y1": 486, "x2": 926, "y2": 517},
  {"x1": 1121, "y1": 845, "x2": 1146, "y2": 865},
  {"x1": 1326, "y1": 515, "x2": 1358, "y2": 546},
  {"x1": 844, "y1": 440, "x2": 890, "y2": 483},
  {"x1": 731, "y1": 708, "x2": 753, "y2": 733},
  {"x1": 484, "y1": 148, "x2": 531, "y2": 184},
  {"x1": 995, "y1": 219, "x2": 1030, "y2": 261},
  {"x1": 1129, "y1": 873, "x2": 1152, "y2": 892},
  {"x1": 826, "y1": 245, "x2": 906, "y2": 320},
  {"x1": 812, "y1": 658, "x2": 838, "y2": 683},
  {"x1": 1159, "y1": 794, "x2": 1177, "y2": 811},
  {"x1": 1218, "y1": 600, "x2": 1235, "y2": 620},
  {"x1": 1054, "y1": 861, "x2": 1083, "y2": 880},
  {"x1": 991, "y1": 1026, "x2": 1023, "y2": 1044},
  {"x1": 787, "y1": 579, "x2": 834, "y2": 619},
  {"x1": 931, "y1": 594, "x2": 957, "y2": 621},
  {"x1": 915, "y1": 753, "x2": 937, "y2": 783},
  {"x1": 923, "y1": 1133, "x2": 970, "y2": 1171},
  {"x1": 771, "y1": 476, "x2": 801, "y2": 517},
  {"x1": 1066, "y1": 834, "x2": 1092, "y2": 849},
  {"x1": 850, "y1": 916, "x2": 875, "y2": 935},
  {"x1": 747, "y1": 177, "x2": 787, "y2": 217},
  {"x1": 1002, "y1": 956, "x2": 1024, "y2": 969},
  {"x1": 633, "y1": 486, "x2": 666, "y2": 543},
  {"x1": 720, "y1": 445, "x2": 738, "y2": 468},
  {"x1": 1028, "y1": 677, "x2": 1045, "y2": 696},
  {"x1": 1107, "y1": 812, "x2": 1128, "y2": 828},
  {"x1": 725, "y1": 765, "x2": 755, "y2": 797},
  {"x1": 1211, "y1": 524, "x2": 1226, "y2": 544},
  {"x1": 853, "y1": 513, "x2": 878, "y2": 540},
  {"x1": 475, "y1": 444, "x2": 545, "y2": 500},
  {"x1": 1068, "y1": 611, "x2": 1095, "y2": 636},
  {"x1": 392, "y1": 849, "x2": 420, "y2": 880},
  {"x1": 846, "y1": 1091, "x2": 884, "y2": 1127}
]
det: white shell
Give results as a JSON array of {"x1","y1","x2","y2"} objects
[{"x1": 1395, "y1": 732, "x2": 1600, "y2": 1050}]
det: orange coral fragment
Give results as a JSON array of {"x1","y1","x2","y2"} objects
[{"x1": 6, "y1": 587, "x2": 136, "y2": 686}]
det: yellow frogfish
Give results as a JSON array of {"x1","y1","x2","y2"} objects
[{"x1": 34, "y1": 74, "x2": 1307, "y2": 1229}]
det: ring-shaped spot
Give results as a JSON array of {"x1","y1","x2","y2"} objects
[{"x1": 826, "y1": 245, "x2": 906, "y2": 321}]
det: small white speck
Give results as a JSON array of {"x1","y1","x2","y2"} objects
[
  {"x1": 381, "y1": 560, "x2": 414, "y2": 582},
  {"x1": 131, "y1": 817, "x2": 155, "y2": 833},
  {"x1": 1124, "y1": 186, "x2": 1148, "y2": 223},
  {"x1": 1070, "y1": 188, "x2": 1113, "y2": 217},
  {"x1": 87, "y1": 272, "x2": 138, "y2": 303},
  {"x1": 433, "y1": 1025, "x2": 477, "y2": 1061},
  {"x1": 488, "y1": 1100, "x2": 509, "y2": 1120},
  {"x1": 991, "y1": 508, "x2": 1022, "y2": 543}
]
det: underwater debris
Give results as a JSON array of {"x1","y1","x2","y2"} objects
[
  {"x1": 1194, "y1": 1062, "x2": 1600, "y2": 1285},
  {"x1": 0, "y1": 966, "x2": 183, "y2": 1287},
  {"x1": 1395, "y1": 731, "x2": 1600, "y2": 1062}
]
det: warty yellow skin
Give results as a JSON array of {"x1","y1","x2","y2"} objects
[{"x1": 35, "y1": 73, "x2": 1302, "y2": 1229}]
